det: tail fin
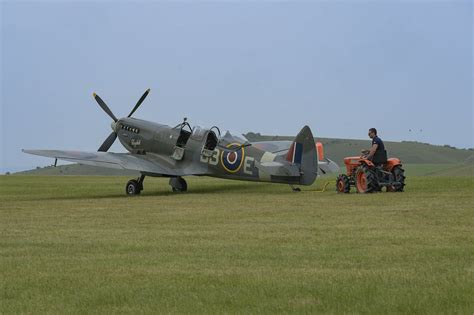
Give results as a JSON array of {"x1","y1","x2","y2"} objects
[{"x1": 286, "y1": 125, "x2": 318, "y2": 185}]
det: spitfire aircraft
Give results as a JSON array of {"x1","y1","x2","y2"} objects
[{"x1": 24, "y1": 89, "x2": 339, "y2": 195}]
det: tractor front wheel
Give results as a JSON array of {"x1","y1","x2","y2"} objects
[
  {"x1": 355, "y1": 165, "x2": 378, "y2": 193},
  {"x1": 336, "y1": 174, "x2": 351, "y2": 193}
]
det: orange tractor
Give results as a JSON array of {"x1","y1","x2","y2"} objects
[{"x1": 336, "y1": 156, "x2": 405, "y2": 193}]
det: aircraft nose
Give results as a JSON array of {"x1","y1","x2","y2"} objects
[{"x1": 111, "y1": 121, "x2": 118, "y2": 132}]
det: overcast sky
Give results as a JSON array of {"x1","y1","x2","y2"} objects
[{"x1": 1, "y1": 0, "x2": 472, "y2": 172}]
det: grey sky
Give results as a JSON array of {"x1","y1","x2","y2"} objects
[{"x1": 1, "y1": 0, "x2": 472, "y2": 172}]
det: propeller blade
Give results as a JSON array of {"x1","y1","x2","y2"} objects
[
  {"x1": 93, "y1": 93, "x2": 118, "y2": 122},
  {"x1": 128, "y1": 88, "x2": 150, "y2": 118},
  {"x1": 98, "y1": 132, "x2": 117, "y2": 152}
]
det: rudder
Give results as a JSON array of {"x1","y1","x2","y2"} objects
[{"x1": 286, "y1": 125, "x2": 318, "y2": 185}]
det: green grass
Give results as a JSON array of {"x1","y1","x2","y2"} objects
[{"x1": 1, "y1": 175, "x2": 473, "y2": 313}]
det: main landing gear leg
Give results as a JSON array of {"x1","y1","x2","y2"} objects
[
  {"x1": 126, "y1": 174, "x2": 145, "y2": 196},
  {"x1": 169, "y1": 176, "x2": 187, "y2": 192}
]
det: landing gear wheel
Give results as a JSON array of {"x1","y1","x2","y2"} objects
[
  {"x1": 336, "y1": 174, "x2": 351, "y2": 193},
  {"x1": 169, "y1": 177, "x2": 187, "y2": 192},
  {"x1": 387, "y1": 166, "x2": 405, "y2": 192},
  {"x1": 126, "y1": 179, "x2": 141, "y2": 195},
  {"x1": 355, "y1": 165, "x2": 379, "y2": 193}
]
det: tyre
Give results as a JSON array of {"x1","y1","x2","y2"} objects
[
  {"x1": 355, "y1": 165, "x2": 379, "y2": 193},
  {"x1": 336, "y1": 174, "x2": 351, "y2": 193},
  {"x1": 387, "y1": 166, "x2": 405, "y2": 192},
  {"x1": 126, "y1": 179, "x2": 141, "y2": 195}
]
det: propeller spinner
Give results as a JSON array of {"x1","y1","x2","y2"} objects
[{"x1": 93, "y1": 89, "x2": 150, "y2": 152}]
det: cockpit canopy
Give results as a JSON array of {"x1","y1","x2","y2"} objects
[{"x1": 175, "y1": 118, "x2": 249, "y2": 145}]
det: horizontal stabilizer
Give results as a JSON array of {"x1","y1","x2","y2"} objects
[{"x1": 317, "y1": 158, "x2": 340, "y2": 175}]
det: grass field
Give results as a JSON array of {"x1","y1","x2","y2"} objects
[{"x1": 1, "y1": 174, "x2": 473, "y2": 313}]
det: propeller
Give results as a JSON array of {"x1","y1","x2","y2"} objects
[
  {"x1": 128, "y1": 88, "x2": 150, "y2": 118},
  {"x1": 98, "y1": 132, "x2": 118, "y2": 152},
  {"x1": 93, "y1": 93, "x2": 118, "y2": 122},
  {"x1": 92, "y1": 89, "x2": 150, "y2": 152}
]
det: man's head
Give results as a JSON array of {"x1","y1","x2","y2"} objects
[{"x1": 368, "y1": 128, "x2": 377, "y2": 139}]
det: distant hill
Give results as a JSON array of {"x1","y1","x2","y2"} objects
[
  {"x1": 244, "y1": 133, "x2": 473, "y2": 165},
  {"x1": 402, "y1": 163, "x2": 473, "y2": 177},
  {"x1": 12, "y1": 135, "x2": 473, "y2": 176}
]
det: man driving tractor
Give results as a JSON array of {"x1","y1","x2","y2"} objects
[
  {"x1": 336, "y1": 127, "x2": 405, "y2": 193},
  {"x1": 362, "y1": 128, "x2": 387, "y2": 166}
]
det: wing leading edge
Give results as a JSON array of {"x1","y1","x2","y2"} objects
[{"x1": 22, "y1": 149, "x2": 206, "y2": 176}]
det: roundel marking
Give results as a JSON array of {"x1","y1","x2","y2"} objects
[
  {"x1": 220, "y1": 143, "x2": 245, "y2": 173},
  {"x1": 227, "y1": 152, "x2": 237, "y2": 164}
]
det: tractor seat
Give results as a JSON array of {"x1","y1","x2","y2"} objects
[{"x1": 372, "y1": 150, "x2": 388, "y2": 166}]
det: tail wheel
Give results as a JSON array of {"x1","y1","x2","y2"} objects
[
  {"x1": 388, "y1": 166, "x2": 405, "y2": 192},
  {"x1": 336, "y1": 174, "x2": 351, "y2": 193},
  {"x1": 355, "y1": 165, "x2": 378, "y2": 193}
]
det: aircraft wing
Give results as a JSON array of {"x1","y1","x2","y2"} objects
[{"x1": 22, "y1": 149, "x2": 207, "y2": 176}]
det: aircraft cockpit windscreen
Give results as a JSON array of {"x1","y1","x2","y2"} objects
[
  {"x1": 191, "y1": 126, "x2": 249, "y2": 145},
  {"x1": 221, "y1": 130, "x2": 249, "y2": 144},
  {"x1": 191, "y1": 126, "x2": 207, "y2": 140}
]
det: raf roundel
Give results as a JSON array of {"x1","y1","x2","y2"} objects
[{"x1": 220, "y1": 143, "x2": 245, "y2": 173}]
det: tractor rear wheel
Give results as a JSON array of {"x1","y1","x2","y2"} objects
[
  {"x1": 387, "y1": 166, "x2": 405, "y2": 192},
  {"x1": 355, "y1": 165, "x2": 378, "y2": 193},
  {"x1": 336, "y1": 174, "x2": 351, "y2": 193}
]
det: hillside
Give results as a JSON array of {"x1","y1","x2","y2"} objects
[
  {"x1": 245, "y1": 133, "x2": 473, "y2": 165},
  {"x1": 13, "y1": 136, "x2": 473, "y2": 176},
  {"x1": 402, "y1": 164, "x2": 473, "y2": 177}
]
